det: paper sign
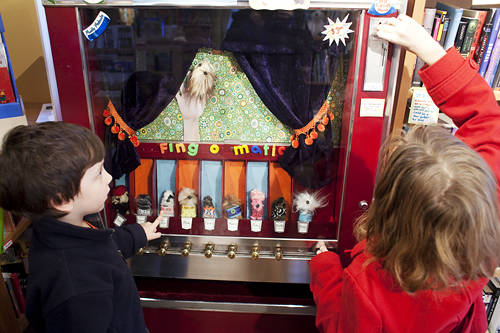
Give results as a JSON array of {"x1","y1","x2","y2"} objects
[
  {"x1": 160, "y1": 216, "x2": 170, "y2": 228},
  {"x1": 181, "y1": 217, "x2": 192, "y2": 230},
  {"x1": 250, "y1": 220, "x2": 262, "y2": 232},
  {"x1": 274, "y1": 221, "x2": 286, "y2": 233},
  {"x1": 113, "y1": 213, "x2": 127, "y2": 227},
  {"x1": 136, "y1": 215, "x2": 147, "y2": 224},
  {"x1": 408, "y1": 87, "x2": 439, "y2": 125},
  {"x1": 204, "y1": 218, "x2": 216, "y2": 230},
  {"x1": 297, "y1": 221, "x2": 309, "y2": 234},
  {"x1": 227, "y1": 219, "x2": 239, "y2": 231},
  {"x1": 360, "y1": 99, "x2": 385, "y2": 117}
]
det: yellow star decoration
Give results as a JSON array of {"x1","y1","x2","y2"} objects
[{"x1": 322, "y1": 15, "x2": 354, "y2": 46}]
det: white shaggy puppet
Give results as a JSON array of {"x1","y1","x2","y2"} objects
[
  {"x1": 178, "y1": 187, "x2": 198, "y2": 218},
  {"x1": 176, "y1": 59, "x2": 216, "y2": 142},
  {"x1": 292, "y1": 191, "x2": 328, "y2": 223}
]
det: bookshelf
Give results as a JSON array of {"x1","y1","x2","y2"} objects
[{"x1": 0, "y1": 217, "x2": 30, "y2": 333}]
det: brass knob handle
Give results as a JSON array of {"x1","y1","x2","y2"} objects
[
  {"x1": 228, "y1": 244, "x2": 237, "y2": 259},
  {"x1": 158, "y1": 241, "x2": 170, "y2": 256},
  {"x1": 136, "y1": 247, "x2": 144, "y2": 256},
  {"x1": 274, "y1": 246, "x2": 283, "y2": 261},
  {"x1": 205, "y1": 243, "x2": 215, "y2": 259},
  {"x1": 181, "y1": 242, "x2": 192, "y2": 257},
  {"x1": 251, "y1": 245, "x2": 260, "y2": 260}
]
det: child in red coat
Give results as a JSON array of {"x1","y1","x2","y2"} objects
[{"x1": 310, "y1": 14, "x2": 500, "y2": 333}]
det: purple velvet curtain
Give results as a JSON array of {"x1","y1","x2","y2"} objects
[{"x1": 220, "y1": 10, "x2": 341, "y2": 189}]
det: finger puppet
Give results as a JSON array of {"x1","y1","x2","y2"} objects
[
  {"x1": 293, "y1": 191, "x2": 328, "y2": 233},
  {"x1": 160, "y1": 190, "x2": 175, "y2": 217},
  {"x1": 111, "y1": 185, "x2": 130, "y2": 215},
  {"x1": 176, "y1": 59, "x2": 217, "y2": 142},
  {"x1": 222, "y1": 195, "x2": 243, "y2": 219},
  {"x1": 136, "y1": 194, "x2": 153, "y2": 216},
  {"x1": 202, "y1": 195, "x2": 216, "y2": 218},
  {"x1": 185, "y1": 59, "x2": 216, "y2": 100},
  {"x1": 271, "y1": 197, "x2": 287, "y2": 220},
  {"x1": 178, "y1": 187, "x2": 198, "y2": 218},
  {"x1": 249, "y1": 189, "x2": 265, "y2": 220}
]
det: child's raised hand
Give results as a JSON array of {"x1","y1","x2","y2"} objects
[
  {"x1": 376, "y1": 14, "x2": 446, "y2": 66},
  {"x1": 141, "y1": 211, "x2": 163, "y2": 241},
  {"x1": 315, "y1": 241, "x2": 329, "y2": 255}
]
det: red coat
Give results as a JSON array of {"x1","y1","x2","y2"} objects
[{"x1": 309, "y1": 48, "x2": 500, "y2": 333}]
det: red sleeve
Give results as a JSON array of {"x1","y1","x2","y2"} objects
[
  {"x1": 419, "y1": 48, "x2": 500, "y2": 192},
  {"x1": 309, "y1": 252, "x2": 382, "y2": 333}
]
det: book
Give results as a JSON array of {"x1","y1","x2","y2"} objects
[
  {"x1": 412, "y1": 8, "x2": 437, "y2": 87},
  {"x1": 440, "y1": 18, "x2": 451, "y2": 47},
  {"x1": 2, "y1": 272, "x2": 20, "y2": 317},
  {"x1": 454, "y1": 20, "x2": 469, "y2": 52},
  {"x1": 436, "y1": 2, "x2": 464, "y2": 51},
  {"x1": 462, "y1": 9, "x2": 488, "y2": 58},
  {"x1": 436, "y1": 10, "x2": 448, "y2": 43},
  {"x1": 433, "y1": 16, "x2": 442, "y2": 40},
  {"x1": 492, "y1": 61, "x2": 500, "y2": 90},
  {"x1": 461, "y1": 17, "x2": 480, "y2": 57},
  {"x1": 479, "y1": 9, "x2": 500, "y2": 77},
  {"x1": 7, "y1": 272, "x2": 25, "y2": 313},
  {"x1": 474, "y1": 8, "x2": 498, "y2": 64},
  {"x1": 488, "y1": 278, "x2": 500, "y2": 323},
  {"x1": 484, "y1": 27, "x2": 500, "y2": 86}
]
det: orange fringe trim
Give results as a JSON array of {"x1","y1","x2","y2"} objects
[
  {"x1": 103, "y1": 100, "x2": 139, "y2": 147},
  {"x1": 291, "y1": 101, "x2": 334, "y2": 148}
]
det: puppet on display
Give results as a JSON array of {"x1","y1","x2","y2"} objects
[
  {"x1": 111, "y1": 185, "x2": 130, "y2": 215},
  {"x1": 271, "y1": 197, "x2": 287, "y2": 221},
  {"x1": 176, "y1": 59, "x2": 216, "y2": 142},
  {"x1": 178, "y1": 187, "x2": 198, "y2": 218},
  {"x1": 222, "y1": 195, "x2": 243, "y2": 219},
  {"x1": 292, "y1": 191, "x2": 328, "y2": 233},
  {"x1": 202, "y1": 195, "x2": 216, "y2": 218},
  {"x1": 135, "y1": 194, "x2": 153, "y2": 224},
  {"x1": 249, "y1": 189, "x2": 265, "y2": 220},
  {"x1": 160, "y1": 190, "x2": 175, "y2": 217}
]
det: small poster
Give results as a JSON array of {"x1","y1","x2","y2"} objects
[
  {"x1": 408, "y1": 87, "x2": 439, "y2": 125},
  {"x1": 360, "y1": 98, "x2": 385, "y2": 117}
]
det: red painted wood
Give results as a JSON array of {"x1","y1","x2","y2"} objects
[{"x1": 44, "y1": 7, "x2": 90, "y2": 128}]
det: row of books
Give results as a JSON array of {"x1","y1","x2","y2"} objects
[
  {"x1": 2, "y1": 272, "x2": 25, "y2": 318},
  {"x1": 413, "y1": 2, "x2": 500, "y2": 90}
]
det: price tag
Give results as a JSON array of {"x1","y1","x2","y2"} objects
[
  {"x1": 113, "y1": 213, "x2": 127, "y2": 227},
  {"x1": 181, "y1": 218, "x2": 193, "y2": 230},
  {"x1": 297, "y1": 221, "x2": 309, "y2": 234},
  {"x1": 274, "y1": 221, "x2": 286, "y2": 233},
  {"x1": 204, "y1": 218, "x2": 216, "y2": 230},
  {"x1": 227, "y1": 219, "x2": 239, "y2": 231},
  {"x1": 250, "y1": 220, "x2": 262, "y2": 232},
  {"x1": 160, "y1": 216, "x2": 170, "y2": 229},
  {"x1": 136, "y1": 215, "x2": 147, "y2": 224}
]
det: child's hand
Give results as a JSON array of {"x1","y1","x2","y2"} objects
[
  {"x1": 315, "y1": 241, "x2": 329, "y2": 255},
  {"x1": 141, "y1": 211, "x2": 162, "y2": 241},
  {"x1": 376, "y1": 14, "x2": 446, "y2": 66}
]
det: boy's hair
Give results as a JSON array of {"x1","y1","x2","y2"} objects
[
  {"x1": 355, "y1": 125, "x2": 500, "y2": 293},
  {"x1": 0, "y1": 122, "x2": 105, "y2": 221}
]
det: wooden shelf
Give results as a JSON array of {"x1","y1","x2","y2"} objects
[{"x1": 3, "y1": 218, "x2": 30, "y2": 252}]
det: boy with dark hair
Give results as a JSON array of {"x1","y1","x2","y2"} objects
[{"x1": 0, "y1": 121, "x2": 162, "y2": 332}]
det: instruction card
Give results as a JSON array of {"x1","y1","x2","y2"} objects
[
  {"x1": 408, "y1": 87, "x2": 439, "y2": 125},
  {"x1": 360, "y1": 98, "x2": 385, "y2": 117}
]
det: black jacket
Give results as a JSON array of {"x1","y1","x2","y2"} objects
[{"x1": 25, "y1": 216, "x2": 148, "y2": 333}]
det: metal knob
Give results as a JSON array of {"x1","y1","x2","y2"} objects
[
  {"x1": 136, "y1": 247, "x2": 144, "y2": 256},
  {"x1": 181, "y1": 242, "x2": 192, "y2": 257},
  {"x1": 274, "y1": 246, "x2": 283, "y2": 261},
  {"x1": 251, "y1": 245, "x2": 260, "y2": 260},
  {"x1": 205, "y1": 243, "x2": 215, "y2": 258},
  {"x1": 228, "y1": 244, "x2": 237, "y2": 259},
  {"x1": 359, "y1": 200, "x2": 369, "y2": 210},
  {"x1": 158, "y1": 240, "x2": 170, "y2": 256}
]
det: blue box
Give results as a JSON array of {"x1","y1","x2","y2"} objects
[{"x1": 0, "y1": 13, "x2": 23, "y2": 119}]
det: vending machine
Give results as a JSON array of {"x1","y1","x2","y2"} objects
[{"x1": 38, "y1": 0, "x2": 407, "y2": 331}]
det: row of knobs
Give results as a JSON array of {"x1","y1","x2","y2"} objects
[{"x1": 150, "y1": 241, "x2": 283, "y2": 260}]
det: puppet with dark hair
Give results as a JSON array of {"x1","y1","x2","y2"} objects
[{"x1": 220, "y1": 9, "x2": 348, "y2": 189}]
